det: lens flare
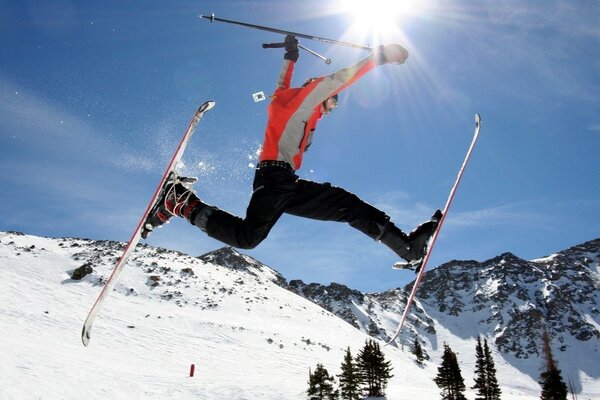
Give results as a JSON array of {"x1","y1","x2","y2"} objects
[{"x1": 341, "y1": 0, "x2": 420, "y2": 35}]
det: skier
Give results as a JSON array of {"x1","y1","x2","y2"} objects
[{"x1": 144, "y1": 35, "x2": 440, "y2": 269}]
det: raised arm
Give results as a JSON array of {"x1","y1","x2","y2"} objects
[
  {"x1": 275, "y1": 35, "x2": 299, "y2": 90},
  {"x1": 304, "y1": 44, "x2": 409, "y2": 106}
]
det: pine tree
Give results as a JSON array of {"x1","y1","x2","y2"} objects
[
  {"x1": 413, "y1": 338, "x2": 425, "y2": 365},
  {"x1": 434, "y1": 342, "x2": 467, "y2": 400},
  {"x1": 337, "y1": 347, "x2": 362, "y2": 400},
  {"x1": 483, "y1": 338, "x2": 502, "y2": 400},
  {"x1": 355, "y1": 339, "x2": 394, "y2": 398},
  {"x1": 473, "y1": 336, "x2": 487, "y2": 400},
  {"x1": 372, "y1": 340, "x2": 394, "y2": 396},
  {"x1": 472, "y1": 336, "x2": 502, "y2": 400},
  {"x1": 307, "y1": 363, "x2": 337, "y2": 400},
  {"x1": 539, "y1": 330, "x2": 568, "y2": 400}
]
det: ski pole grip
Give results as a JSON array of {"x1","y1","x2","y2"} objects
[{"x1": 262, "y1": 42, "x2": 286, "y2": 49}]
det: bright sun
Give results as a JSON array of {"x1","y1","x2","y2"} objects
[{"x1": 341, "y1": 0, "x2": 419, "y2": 35}]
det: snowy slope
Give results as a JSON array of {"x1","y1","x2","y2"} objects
[
  {"x1": 0, "y1": 232, "x2": 433, "y2": 399},
  {"x1": 0, "y1": 231, "x2": 598, "y2": 399}
]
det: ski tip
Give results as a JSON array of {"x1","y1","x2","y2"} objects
[
  {"x1": 81, "y1": 326, "x2": 91, "y2": 347},
  {"x1": 200, "y1": 101, "x2": 216, "y2": 112},
  {"x1": 385, "y1": 333, "x2": 400, "y2": 347},
  {"x1": 475, "y1": 113, "x2": 481, "y2": 125}
]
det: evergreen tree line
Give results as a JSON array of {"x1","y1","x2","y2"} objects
[
  {"x1": 433, "y1": 334, "x2": 570, "y2": 400},
  {"x1": 308, "y1": 332, "x2": 571, "y2": 400},
  {"x1": 433, "y1": 337, "x2": 501, "y2": 400},
  {"x1": 307, "y1": 339, "x2": 393, "y2": 400}
]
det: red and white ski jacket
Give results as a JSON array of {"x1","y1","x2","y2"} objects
[{"x1": 259, "y1": 55, "x2": 377, "y2": 171}]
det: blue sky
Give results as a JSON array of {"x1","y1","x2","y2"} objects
[{"x1": 1, "y1": 0, "x2": 599, "y2": 292}]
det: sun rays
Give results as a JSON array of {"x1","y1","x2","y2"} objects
[{"x1": 341, "y1": 0, "x2": 420, "y2": 36}]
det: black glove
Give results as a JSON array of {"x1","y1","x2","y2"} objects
[
  {"x1": 284, "y1": 35, "x2": 298, "y2": 52},
  {"x1": 284, "y1": 35, "x2": 299, "y2": 62}
]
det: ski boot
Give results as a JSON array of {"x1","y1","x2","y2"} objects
[
  {"x1": 378, "y1": 222, "x2": 425, "y2": 267},
  {"x1": 141, "y1": 173, "x2": 202, "y2": 239},
  {"x1": 392, "y1": 209, "x2": 442, "y2": 273}
]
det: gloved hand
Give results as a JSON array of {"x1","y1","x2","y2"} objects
[
  {"x1": 372, "y1": 44, "x2": 409, "y2": 65},
  {"x1": 284, "y1": 35, "x2": 299, "y2": 62},
  {"x1": 284, "y1": 35, "x2": 298, "y2": 51}
]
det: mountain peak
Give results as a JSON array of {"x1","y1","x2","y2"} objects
[
  {"x1": 487, "y1": 251, "x2": 526, "y2": 265},
  {"x1": 198, "y1": 246, "x2": 287, "y2": 286},
  {"x1": 199, "y1": 246, "x2": 260, "y2": 269}
]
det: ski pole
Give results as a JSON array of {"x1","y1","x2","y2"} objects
[
  {"x1": 262, "y1": 41, "x2": 332, "y2": 65},
  {"x1": 199, "y1": 13, "x2": 373, "y2": 52},
  {"x1": 299, "y1": 44, "x2": 332, "y2": 65}
]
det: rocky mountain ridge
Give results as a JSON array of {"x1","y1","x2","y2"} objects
[{"x1": 287, "y1": 239, "x2": 599, "y2": 363}]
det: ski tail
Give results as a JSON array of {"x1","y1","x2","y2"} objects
[
  {"x1": 387, "y1": 114, "x2": 481, "y2": 345},
  {"x1": 81, "y1": 101, "x2": 215, "y2": 347}
]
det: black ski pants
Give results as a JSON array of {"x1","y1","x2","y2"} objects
[{"x1": 202, "y1": 166, "x2": 389, "y2": 249}]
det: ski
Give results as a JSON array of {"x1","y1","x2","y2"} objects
[
  {"x1": 387, "y1": 114, "x2": 481, "y2": 345},
  {"x1": 81, "y1": 101, "x2": 215, "y2": 347}
]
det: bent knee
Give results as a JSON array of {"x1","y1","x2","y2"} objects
[{"x1": 237, "y1": 236, "x2": 266, "y2": 250}]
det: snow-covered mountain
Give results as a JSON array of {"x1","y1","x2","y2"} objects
[
  {"x1": 289, "y1": 239, "x2": 600, "y2": 392},
  {"x1": 289, "y1": 240, "x2": 600, "y2": 353},
  {"x1": 0, "y1": 231, "x2": 598, "y2": 399}
]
